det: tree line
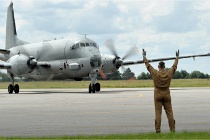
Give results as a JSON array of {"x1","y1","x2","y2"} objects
[
  {"x1": 100, "y1": 68, "x2": 210, "y2": 80},
  {"x1": 137, "y1": 69, "x2": 209, "y2": 80},
  {"x1": 0, "y1": 68, "x2": 209, "y2": 82}
]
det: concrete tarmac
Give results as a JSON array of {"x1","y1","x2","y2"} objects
[{"x1": 0, "y1": 88, "x2": 210, "y2": 136}]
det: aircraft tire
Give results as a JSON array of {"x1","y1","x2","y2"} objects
[
  {"x1": 14, "y1": 84, "x2": 19, "y2": 94},
  {"x1": 8, "y1": 84, "x2": 14, "y2": 94},
  {"x1": 89, "y1": 84, "x2": 91, "y2": 93},
  {"x1": 95, "y1": 83, "x2": 100, "y2": 92},
  {"x1": 92, "y1": 84, "x2": 96, "y2": 93}
]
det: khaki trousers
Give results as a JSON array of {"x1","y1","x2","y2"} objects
[{"x1": 154, "y1": 88, "x2": 175, "y2": 132}]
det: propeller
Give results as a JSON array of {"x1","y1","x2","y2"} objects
[
  {"x1": 35, "y1": 42, "x2": 53, "y2": 80},
  {"x1": 23, "y1": 42, "x2": 52, "y2": 80},
  {"x1": 105, "y1": 39, "x2": 139, "y2": 69}
]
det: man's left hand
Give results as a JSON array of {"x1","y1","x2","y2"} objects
[
  {"x1": 142, "y1": 49, "x2": 146, "y2": 58},
  {"x1": 176, "y1": 49, "x2": 179, "y2": 57}
]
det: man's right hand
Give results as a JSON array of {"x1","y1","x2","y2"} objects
[
  {"x1": 142, "y1": 49, "x2": 146, "y2": 58},
  {"x1": 176, "y1": 49, "x2": 179, "y2": 57}
]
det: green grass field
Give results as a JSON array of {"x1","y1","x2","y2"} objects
[
  {"x1": 0, "y1": 132, "x2": 210, "y2": 139},
  {"x1": 0, "y1": 79, "x2": 210, "y2": 89}
]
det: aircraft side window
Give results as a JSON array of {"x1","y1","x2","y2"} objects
[
  {"x1": 75, "y1": 43, "x2": 79, "y2": 48},
  {"x1": 85, "y1": 43, "x2": 90, "y2": 46},
  {"x1": 71, "y1": 44, "x2": 76, "y2": 50},
  {"x1": 80, "y1": 43, "x2": 85, "y2": 47}
]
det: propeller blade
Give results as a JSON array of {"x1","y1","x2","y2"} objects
[
  {"x1": 121, "y1": 65, "x2": 126, "y2": 72},
  {"x1": 105, "y1": 39, "x2": 119, "y2": 58},
  {"x1": 122, "y1": 46, "x2": 139, "y2": 60}
]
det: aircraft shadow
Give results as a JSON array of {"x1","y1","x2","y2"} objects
[
  {"x1": 20, "y1": 88, "x2": 157, "y2": 94},
  {"x1": 1, "y1": 88, "x2": 189, "y2": 95}
]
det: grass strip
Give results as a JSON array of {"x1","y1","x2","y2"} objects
[
  {"x1": 0, "y1": 79, "x2": 210, "y2": 89},
  {"x1": 0, "y1": 132, "x2": 210, "y2": 139}
]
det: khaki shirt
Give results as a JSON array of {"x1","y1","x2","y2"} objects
[{"x1": 144, "y1": 57, "x2": 178, "y2": 89}]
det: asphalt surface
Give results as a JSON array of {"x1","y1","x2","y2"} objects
[{"x1": 0, "y1": 88, "x2": 210, "y2": 136}]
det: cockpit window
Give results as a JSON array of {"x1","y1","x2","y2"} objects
[
  {"x1": 93, "y1": 43, "x2": 98, "y2": 47},
  {"x1": 80, "y1": 43, "x2": 85, "y2": 47},
  {"x1": 85, "y1": 43, "x2": 90, "y2": 46},
  {"x1": 72, "y1": 42, "x2": 99, "y2": 48}
]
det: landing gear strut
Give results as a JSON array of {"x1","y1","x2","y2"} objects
[
  {"x1": 8, "y1": 75, "x2": 19, "y2": 94},
  {"x1": 89, "y1": 68, "x2": 101, "y2": 93}
]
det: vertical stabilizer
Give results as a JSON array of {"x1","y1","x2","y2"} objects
[
  {"x1": 6, "y1": 2, "x2": 28, "y2": 49},
  {"x1": 6, "y1": 2, "x2": 16, "y2": 49}
]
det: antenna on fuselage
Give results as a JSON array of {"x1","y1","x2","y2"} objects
[{"x1": 81, "y1": 34, "x2": 87, "y2": 38}]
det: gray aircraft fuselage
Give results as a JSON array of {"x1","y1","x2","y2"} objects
[{"x1": 5, "y1": 37, "x2": 115, "y2": 81}]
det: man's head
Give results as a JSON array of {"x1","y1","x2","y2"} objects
[{"x1": 158, "y1": 61, "x2": 165, "y2": 70}]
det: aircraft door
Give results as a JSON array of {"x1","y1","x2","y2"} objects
[
  {"x1": 64, "y1": 40, "x2": 73, "y2": 60},
  {"x1": 63, "y1": 40, "x2": 75, "y2": 78}
]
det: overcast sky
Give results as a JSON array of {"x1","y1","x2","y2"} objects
[{"x1": 0, "y1": 0, "x2": 210, "y2": 76}]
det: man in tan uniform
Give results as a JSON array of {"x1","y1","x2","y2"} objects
[{"x1": 142, "y1": 49, "x2": 179, "y2": 133}]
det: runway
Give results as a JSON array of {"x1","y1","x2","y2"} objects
[{"x1": 0, "y1": 88, "x2": 210, "y2": 136}]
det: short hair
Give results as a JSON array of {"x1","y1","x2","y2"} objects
[{"x1": 159, "y1": 61, "x2": 165, "y2": 69}]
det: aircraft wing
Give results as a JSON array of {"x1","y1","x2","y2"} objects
[
  {"x1": 0, "y1": 63, "x2": 11, "y2": 69},
  {"x1": 122, "y1": 53, "x2": 210, "y2": 66},
  {"x1": 37, "y1": 61, "x2": 51, "y2": 67},
  {"x1": 0, "y1": 61, "x2": 50, "y2": 70}
]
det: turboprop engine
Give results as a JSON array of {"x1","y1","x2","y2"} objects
[{"x1": 7, "y1": 54, "x2": 37, "y2": 75}]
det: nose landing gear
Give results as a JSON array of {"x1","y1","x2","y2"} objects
[
  {"x1": 89, "y1": 83, "x2": 100, "y2": 93},
  {"x1": 89, "y1": 68, "x2": 101, "y2": 93}
]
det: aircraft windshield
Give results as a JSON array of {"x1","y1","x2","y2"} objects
[{"x1": 73, "y1": 42, "x2": 99, "y2": 48}]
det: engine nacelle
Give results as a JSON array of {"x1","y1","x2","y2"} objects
[
  {"x1": 7, "y1": 54, "x2": 35, "y2": 75},
  {"x1": 101, "y1": 54, "x2": 119, "y2": 74}
]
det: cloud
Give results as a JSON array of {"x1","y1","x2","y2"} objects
[
  {"x1": 1, "y1": 0, "x2": 210, "y2": 76},
  {"x1": 154, "y1": 1, "x2": 198, "y2": 33}
]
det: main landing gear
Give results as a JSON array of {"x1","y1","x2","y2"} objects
[
  {"x1": 89, "y1": 69, "x2": 101, "y2": 93},
  {"x1": 8, "y1": 84, "x2": 19, "y2": 94},
  {"x1": 8, "y1": 76, "x2": 19, "y2": 94}
]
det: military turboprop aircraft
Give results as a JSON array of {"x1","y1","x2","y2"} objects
[{"x1": 0, "y1": 2, "x2": 210, "y2": 94}]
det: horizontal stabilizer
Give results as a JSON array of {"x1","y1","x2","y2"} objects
[{"x1": 0, "y1": 49, "x2": 10, "y2": 54}]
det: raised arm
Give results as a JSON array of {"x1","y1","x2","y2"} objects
[
  {"x1": 143, "y1": 49, "x2": 157, "y2": 76},
  {"x1": 169, "y1": 50, "x2": 179, "y2": 77}
]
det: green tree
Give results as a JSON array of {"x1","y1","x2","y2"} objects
[
  {"x1": 173, "y1": 71, "x2": 182, "y2": 79},
  {"x1": 137, "y1": 72, "x2": 151, "y2": 80},
  {"x1": 0, "y1": 72, "x2": 10, "y2": 82},
  {"x1": 106, "y1": 70, "x2": 122, "y2": 80},
  {"x1": 137, "y1": 72, "x2": 146, "y2": 80},
  {"x1": 122, "y1": 68, "x2": 135, "y2": 80},
  {"x1": 205, "y1": 74, "x2": 209, "y2": 79},
  {"x1": 189, "y1": 71, "x2": 208, "y2": 79},
  {"x1": 180, "y1": 70, "x2": 189, "y2": 79}
]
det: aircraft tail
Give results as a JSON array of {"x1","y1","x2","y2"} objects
[{"x1": 6, "y1": 2, "x2": 29, "y2": 49}]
